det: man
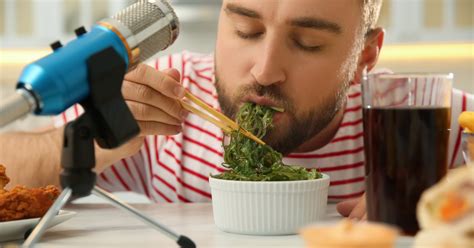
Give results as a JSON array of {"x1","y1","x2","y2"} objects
[{"x1": 1, "y1": 0, "x2": 472, "y2": 220}]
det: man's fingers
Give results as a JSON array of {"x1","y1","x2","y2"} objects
[
  {"x1": 336, "y1": 193, "x2": 367, "y2": 219},
  {"x1": 125, "y1": 64, "x2": 184, "y2": 99},
  {"x1": 137, "y1": 121, "x2": 182, "y2": 136},
  {"x1": 163, "y1": 68, "x2": 181, "y2": 82},
  {"x1": 348, "y1": 194, "x2": 367, "y2": 220},
  {"x1": 122, "y1": 80, "x2": 186, "y2": 121},
  {"x1": 126, "y1": 101, "x2": 182, "y2": 125},
  {"x1": 336, "y1": 198, "x2": 360, "y2": 217},
  {"x1": 122, "y1": 64, "x2": 187, "y2": 137}
]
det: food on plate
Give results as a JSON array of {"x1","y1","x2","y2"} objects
[
  {"x1": 417, "y1": 166, "x2": 474, "y2": 228},
  {"x1": 300, "y1": 219, "x2": 399, "y2": 248},
  {"x1": 0, "y1": 164, "x2": 60, "y2": 222},
  {"x1": 459, "y1": 111, "x2": 474, "y2": 133},
  {"x1": 0, "y1": 165, "x2": 9, "y2": 190},
  {"x1": 413, "y1": 218, "x2": 474, "y2": 248},
  {"x1": 415, "y1": 166, "x2": 474, "y2": 248},
  {"x1": 211, "y1": 102, "x2": 321, "y2": 181}
]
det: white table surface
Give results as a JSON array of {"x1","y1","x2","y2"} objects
[{"x1": 3, "y1": 203, "x2": 342, "y2": 248}]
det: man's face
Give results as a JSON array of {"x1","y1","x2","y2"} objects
[{"x1": 215, "y1": 0, "x2": 364, "y2": 154}]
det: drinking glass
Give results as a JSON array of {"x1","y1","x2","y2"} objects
[{"x1": 362, "y1": 73, "x2": 453, "y2": 235}]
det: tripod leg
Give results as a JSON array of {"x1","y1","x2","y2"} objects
[
  {"x1": 22, "y1": 187, "x2": 73, "y2": 247},
  {"x1": 91, "y1": 186, "x2": 195, "y2": 248}
]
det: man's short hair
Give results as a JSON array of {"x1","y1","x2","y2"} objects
[{"x1": 362, "y1": 0, "x2": 383, "y2": 32}]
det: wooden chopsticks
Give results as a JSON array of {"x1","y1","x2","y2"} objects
[{"x1": 180, "y1": 90, "x2": 266, "y2": 145}]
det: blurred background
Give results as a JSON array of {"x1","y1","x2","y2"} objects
[
  {"x1": 0, "y1": 0, "x2": 472, "y2": 203},
  {"x1": 0, "y1": 0, "x2": 473, "y2": 132}
]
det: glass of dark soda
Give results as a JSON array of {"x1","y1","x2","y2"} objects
[{"x1": 362, "y1": 73, "x2": 453, "y2": 235}]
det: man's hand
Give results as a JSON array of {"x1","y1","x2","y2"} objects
[
  {"x1": 96, "y1": 64, "x2": 188, "y2": 171},
  {"x1": 123, "y1": 64, "x2": 187, "y2": 136},
  {"x1": 336, "y1": 193, "x2": 367, "y2": 220}
]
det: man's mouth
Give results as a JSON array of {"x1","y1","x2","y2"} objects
[
  {"x1": 240, "y1": 96, "x2": 286, "y2": 123},
  {"x1": 241, "y1": 96, "x2": 284, "y2": 111}
]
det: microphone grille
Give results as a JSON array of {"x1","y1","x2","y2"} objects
[{"x1": 112, "y1": 0, "x2": 179, "y2": 63}]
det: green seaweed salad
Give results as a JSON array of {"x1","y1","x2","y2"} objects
[{"x1": 212, "y1": 103, "x2": 322, "y2": 181}]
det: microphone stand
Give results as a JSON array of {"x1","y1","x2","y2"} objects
[{"x1": 22, "y1": 47, "x2": 195, "y2": 248}]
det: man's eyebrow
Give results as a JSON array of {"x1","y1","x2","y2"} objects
[
  {"x1": 225, "y1": 3, "x2": 261, "y2": 19},
  {"x1": 289, "y1": 17, "x2": 342, "y2": 34}
]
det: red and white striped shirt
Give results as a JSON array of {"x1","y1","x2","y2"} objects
[{"x1": 56, "y1": 51, "x2": 474, "y2": 203}]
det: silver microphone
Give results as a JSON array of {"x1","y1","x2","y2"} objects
[{"x1": 100, "y1": 0, "x2": 179, "y2": 69}]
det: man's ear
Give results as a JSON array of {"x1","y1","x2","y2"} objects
[{"x1": 353, "y1": 28, "x2": 385, "y2": 83}]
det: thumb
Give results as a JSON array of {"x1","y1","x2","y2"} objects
[{"x1": 163, "y1": 68, "x2": 181, "y2": 82}]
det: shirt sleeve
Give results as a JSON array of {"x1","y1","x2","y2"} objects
[
  {"x1": 448, "y1": 89, "x2": 474, "y2": 167},
  {"x1": 52, "y1": 104, "x2": 84, "y2": 128}
]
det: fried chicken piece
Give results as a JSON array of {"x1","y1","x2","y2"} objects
[
  {"x1": 0, "y1": 165, "x2": 60, "y2": 222},
  {"x1": 0, "y1": 185, "x2": 60, "y2": 222},
  {"x1": 0, "y1": 164, "x2": 9, "y2": 190}
]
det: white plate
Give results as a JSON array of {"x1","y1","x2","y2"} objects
[{"x1": 0, "y1": 210, "x2": 76, "y2": 242}]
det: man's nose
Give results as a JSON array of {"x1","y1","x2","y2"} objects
[{"x1": 250, "y1": 38, "x2": 287, "y2": 87}]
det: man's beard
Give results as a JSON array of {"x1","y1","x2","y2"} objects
[{"x1": 214, "y1": 74, "x2": 348, "y2": 155}]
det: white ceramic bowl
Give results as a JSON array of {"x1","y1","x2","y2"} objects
[{"x1": 209, "y1": 173, "x2": 330, "y2": 235}]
